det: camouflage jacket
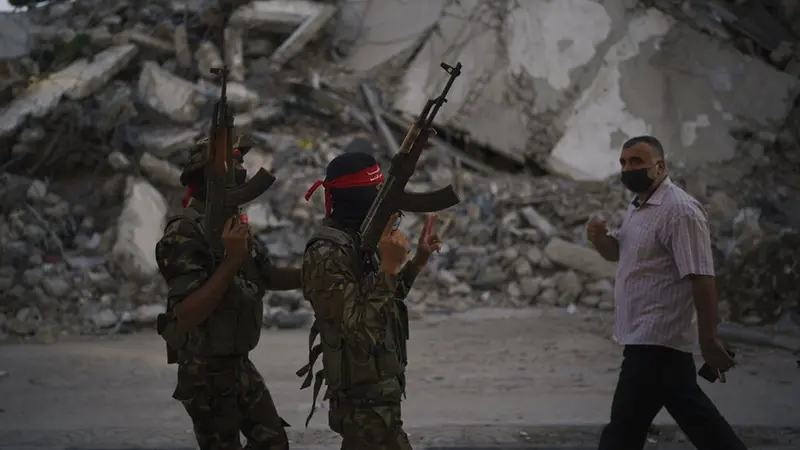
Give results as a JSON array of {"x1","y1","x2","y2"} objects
[
  {"x1": 154, "y1": 202, "x2": 276, "y2": 359},
  {"x1": 297, "y1": 219, "x2": 422, "y2": 422}
]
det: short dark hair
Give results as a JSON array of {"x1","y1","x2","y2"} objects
[{"x1": 622, "y1": 135, "x2": 664, "y2": 159}]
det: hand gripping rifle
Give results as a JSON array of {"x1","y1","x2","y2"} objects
[
  {"x1": 203, "y1": 66, "x2": 276, "y2": 264},
  {"x1": 358, "y1": 61, "x2": 463, "y2": 253}
]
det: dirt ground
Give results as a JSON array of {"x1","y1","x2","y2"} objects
[{"x1": 0, "y1": 307, "x2": 798, "y2": 449}]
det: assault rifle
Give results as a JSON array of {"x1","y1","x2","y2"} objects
[
  {"x1": 203, "y1": 66, "x2": 276, "y2": 263},
  {"x1": 358, "y1": 61, "x2": 463, "y2": 252}
]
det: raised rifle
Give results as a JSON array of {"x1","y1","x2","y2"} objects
[
  {"x1": 203, "y1": 66, "x2": 276, "y2": 264},
  {"x1": 358, "y1": 61, "x2": 463, "y2": 252}
]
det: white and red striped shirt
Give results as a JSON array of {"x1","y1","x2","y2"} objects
[{"x1": 610, "y1": 177, "x2": 715, "y2": 353}]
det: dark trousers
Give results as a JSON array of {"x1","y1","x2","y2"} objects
[{"x1": 598, "y1": 345, "x2": 747, "y2": 450}]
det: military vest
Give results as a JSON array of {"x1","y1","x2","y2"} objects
[
  {"x1": 156, "y1": 207, "x2": 266, "y2": 362},
  {"x1": 296, "y1": 223, "x2": 410, "y2": 426}
]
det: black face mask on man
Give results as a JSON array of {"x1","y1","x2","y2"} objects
[{"x1": 621, "y1": 165, "x2": 657, "y2": 193}]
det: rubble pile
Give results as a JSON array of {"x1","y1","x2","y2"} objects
[{"x1": 0, "y1": 0, "x2": 799, "y2": 342}]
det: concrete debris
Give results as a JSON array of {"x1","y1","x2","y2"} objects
[
  {"x1": 137, "y1": 61, "x2": 206, "y2": 124},
  {"x1": 0, "y1": 0, "x2": 799, "y2": 342}
]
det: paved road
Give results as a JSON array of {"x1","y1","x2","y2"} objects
[{"x1": 1, "y1": 308, "x2": 797, "y2": 448}]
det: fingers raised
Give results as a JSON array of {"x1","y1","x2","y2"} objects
[
  {"x1": 383, "y1": 212, "x2": 401, "y2": 237},
  {"x1": 422, "y1": 213, "x2": 439, "y2": 237},
  {"x1": 224, "y1": 216, "x2": 235, "y2": 232}
]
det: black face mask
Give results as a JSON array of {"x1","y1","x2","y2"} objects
[
  {"x1": 621, "y1": 167, "x2": 655, "y2": 193},
  {"x1": 330, "y1": 186, "x2": 378, "y2": 230}
]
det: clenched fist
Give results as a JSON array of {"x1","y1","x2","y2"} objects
[{"x1": 586, "y1": 219, "x2": 609, "y2": 246}]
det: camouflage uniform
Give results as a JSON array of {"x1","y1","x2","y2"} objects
[
  {"x1": 297, "y1": 218, "x2": 423, "y2": 450},
  {"x1": 155, "y1": 138, "x2": 289, "y2": 450}
]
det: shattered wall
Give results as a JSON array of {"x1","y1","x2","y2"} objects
[{"x1": 339, "y1": 0, "x2": 800, "y2": 180}]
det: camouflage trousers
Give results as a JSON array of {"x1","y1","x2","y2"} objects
[
  {"x1": 173, "y1": 355, "x2": 290, "y2": 450},
  {"x1": 327, "y1": 379, "x2": 412, "y2": 450}
]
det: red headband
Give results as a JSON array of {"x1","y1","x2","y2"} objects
[
  {"x1": 182, "y1": 149, "x2": 243, "y2": 208},
  {"x1": 304, "y1": 164, "x2": 384, "y2": 216}
]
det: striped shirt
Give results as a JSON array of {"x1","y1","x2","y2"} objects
[{"x1": 609, "y1": 177, "x2": 715, "y2": 353}]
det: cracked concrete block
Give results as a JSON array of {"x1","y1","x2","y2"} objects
[
  {"x1": 544, "y1": 237, "x2": 617, "y2": 279},
  {"x1": 336, "y1": 0, "x2": 447, "y2": 72},
  {"x1": 138, "y1": 152, "x2": 183, "y2": 187},
  {"x1": 548, "y1": 8, "x2": 800, "y2": 181},
  {"x1": 268, "y1": 2, "x2": 336, "y2": 69},
  {"x1": 65, "y1": 44, "x2": 139, "y2": 100},
  {"x1": 230, "y1": 0, "x2": 321, "y2": 32},
  {"x1": 173, "y1": 24, "x2": 193, "y2": 69},
  {"x1": 197, "y1": 79, "x2": 260, "y2": 111},
  {"x1": 0, "y1": 43, "x2": 138, "y2": 138},
  {"x1": 112, "y1": 177, "x2": 167, "y2": 278},
  {"x1": 224, "y1": 26, "x2": 246, "y2": 81},
  {"x1": 137, "y1": 61, "x2": 206, "y2": 124},
  {"x1": 393, "y1": 0, "x2": 619, "y2": 164},
  {"x1": 136, "y1": 126, "x2": 200, "y2": 158},
  {"x1": 195, "y1": 41, "x2": 224, "y2": 79}
]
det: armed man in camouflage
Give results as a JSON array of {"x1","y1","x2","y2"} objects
[
  {"x1": 297, "y1": 151, "x2": 443, "y2": 450},
  {"x1": 155, "y1": 137, "x2": 300, "y2": 450}
]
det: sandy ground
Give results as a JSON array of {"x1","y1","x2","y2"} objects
[{"x1": 0, "y1": 307, "x2": 798, "y2": 449}]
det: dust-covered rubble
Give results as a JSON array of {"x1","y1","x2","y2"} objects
[{"x1": 0, "y1": 0, "x2": 799, "y2": 342}]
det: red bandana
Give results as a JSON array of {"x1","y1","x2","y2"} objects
[
  {"x1": 182, "y1": 149, "x2": 243, "y2": 208},
  {"x1": 304, "y1": 164, "x2": 384, "y2": 216}
]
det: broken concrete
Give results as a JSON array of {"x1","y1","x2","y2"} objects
[
  {"x1": 135, "y1": 126, "x2": 200, "y2": 158},
  {"x1": 268, "y1": 2, "x2": 336, "y2": 70},
  {"x1": 393, "y1": 0, "x2": 621, "y2": 165},
  {"x1": 197, "y1": 79, "x2": 260, "y2": 111},
  {"x1": 138, "y1": 152, "x2": 182, "y2": 187},
  {"x1": 64, "y1": 44, "x2": 139, "y2": 100},
  {"x1": 548, "y1": 9, "x2": 800, "y2": 181},
  {"x1": 382, "y1": 0, "x2": 800, "y2": 180},
  {"x1": 335, "y1": 0, "x2": 447, "y2": 73},
  {"x1": 137, "y1": 61, "x2": 206, "y2": 124},
  {"x1": 195, "y1": 41, "x2": 224, "y2": 80},
  {"x1": 230, "y1": 0, "x2": 323, "y2": 31},
  {"x1": 0, "y1": 44, "x2": 137, "y2": 138},
  {"x1": 111, "y1": 177, "x2": 168, "y2": 278},
  {"x1": 544, "y1": 237, "x2": 617, "y2": 279}
]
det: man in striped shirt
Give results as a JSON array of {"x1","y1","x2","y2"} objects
[{"x1": 587, "y1": 136, "x2": 746, "y2": 450}]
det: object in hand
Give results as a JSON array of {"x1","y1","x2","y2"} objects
[{"x1": 698, "y1": 349, "x2": 735, "y2": 383}]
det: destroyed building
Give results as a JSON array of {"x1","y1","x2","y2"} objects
[{"x1": 0, "y1": 0, "x2": 798, "y2": 342}]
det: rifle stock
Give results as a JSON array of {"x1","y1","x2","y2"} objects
[
  {"x1": 202, "y1": 65, "x2": 276, "y2": 263},
  {"x1": 358, "y1": 61, "x2": 463, "y2": 253}
]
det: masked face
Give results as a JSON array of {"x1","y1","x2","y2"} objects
[
  {"x1": 619, "y1": 142, "x2": 664, "y2": 194},
  {"x1": 620, "y1": 165, "x2": 657, "y2": 193}
]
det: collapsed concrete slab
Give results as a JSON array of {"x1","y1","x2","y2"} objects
[
  {"x1": 138, "y1": 152, "x2": 182, "y2": 187},
  {"x1": 230, "y1": 0, "x2": 322, "y2": 31},
  {"x1": 137, "y1": 61, "x2": 206, "y2": 124},
  {"x1": 65, "y1": 44, "x2": 139, "y2": 100},
  {"x1": 335, "y1": 0, "x2": 447, "y2": 73},
  {"x1": 229, "y1": 0, "x2": 336, "y2": 72},
  {"x1": 544, "y1": 237, "x2": 617, "y2": 279},
  {"x1": 393, "y1": 0, "x2": 621, "y2": 164},
  {"x1": 388, "y1": 1, "x2": 800, "y2": 180},
  {"x1": 548, "y1": 9, "x2": 800, "y2": 181},
  {"x1": 196, "y1": 79, "x2": 260, "y2": 111},
  {"x1": 112, "y1": 177, "x2": 168, "y2": 278},
  {"x1": 135, "y1": 126, "x2": 200, "y2": 158},
  {"x1": 0, "y1": 44, "x2": 138, "y2": 138}
]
